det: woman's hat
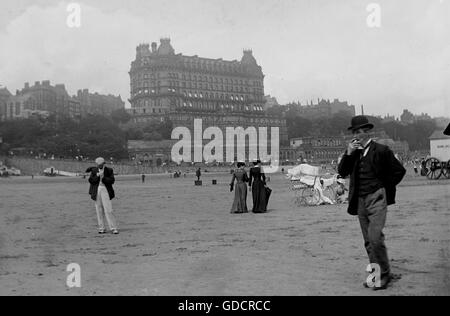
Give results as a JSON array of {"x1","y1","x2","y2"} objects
[{"x1": 348, "y1": 115, "x2": 374, "y2": 131}]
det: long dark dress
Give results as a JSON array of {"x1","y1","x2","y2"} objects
[
  {"x1": 249, "y1": 166, "x2": 267, "y2": 213},
  {"x1": 230, "y1": 168, "x2": 249, "y2": 213}
]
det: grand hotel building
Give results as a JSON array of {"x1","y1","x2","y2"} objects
[{"x1": 128, "y1": 38, "x2": 288, "y2": 154}]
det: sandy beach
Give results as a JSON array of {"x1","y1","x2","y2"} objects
[{"x1": 0, "y1": 172, "x2": 449, "y2": 296}]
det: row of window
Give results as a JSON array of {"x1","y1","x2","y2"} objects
[
  {"x1": 134, "y1": 72, "x2": 261, "y2": 87},
  {"x1": 132, "y1": 108, "x2": 164, "y2": 114},
  {"x1": 182, "y1": 91, "x2": 246, "y2": 101},
  {"x1": 140, "y1": 57, "x2": 244, "y2": 73},
  {"x1": 133, "y1": 80, "x2": 263, "y2": 95},
  {"x1": 170, "y1": 115, "x2": 282, "y2": 125},
  {"x1": 281, "y1": 151, "x2": 297, "y2": 160},
  {"x1": 307, "y1": 139, "x2": 344, "y2": 147},
  {"x1": 304, "y1": 151, "x2": 343, "y2": 158},
  {"x1": 178, "y1": 59, "x2": 245, "y2": 74},
  {"x1": 176, "y1": 102, "x2": 264, "y2": 112},
  {"x1": 132, "y1": 88, "x2": 264, "y2": 102},
  {"x1": 134, "y1": 99, "x2": 162, "y2": 107}
]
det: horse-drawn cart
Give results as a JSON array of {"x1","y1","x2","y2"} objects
[{"x1": 424, "y1": 131, "x2": 450, "y2": 180}]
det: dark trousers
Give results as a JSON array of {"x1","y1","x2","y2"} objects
[{"x1": 357, "y1": 187, "x2": 391, "y2": 278}]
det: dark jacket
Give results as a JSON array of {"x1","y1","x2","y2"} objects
[
  {"x1": 88, "y1": 166, "x2": 115, "y2": 201},
  {"x1": 338, "y1": 141, "x2": 406, "y2": 216},
  {"x1": 249, "y1": 166, "x2": 266, "y2": 187}
]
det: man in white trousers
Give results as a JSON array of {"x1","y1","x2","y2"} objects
[{"x1": 88, "y1": 157, "x2": 118, "y2": 234}]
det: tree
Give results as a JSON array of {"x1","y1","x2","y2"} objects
[{"x1": 111, "y1": 108, "x2": 131, "y2": 124}]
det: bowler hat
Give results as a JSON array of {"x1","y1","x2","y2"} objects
[{"x1": 348, "y1": 115, "x2": 374, "y2": 131}]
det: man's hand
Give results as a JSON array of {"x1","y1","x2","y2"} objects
[{"x1": 347, "y1": 139, "x2": 362, "y2": 155}]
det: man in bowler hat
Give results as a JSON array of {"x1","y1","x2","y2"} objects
[
  {"x1": 338, "y1": 116, "x2": 406, "y2": 290},
  {"x1": 88, "y1": 157, "x2": 119, "y2": 234}
]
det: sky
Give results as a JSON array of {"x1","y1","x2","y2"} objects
[{"x1": 0, "y1": 0, "x2": 449, "y2": 118}]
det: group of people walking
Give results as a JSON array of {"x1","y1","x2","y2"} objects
[{"x1": 230, "y1": 160, "x2": 271, "y2": 214}]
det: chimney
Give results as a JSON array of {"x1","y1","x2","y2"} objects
[
  {"x1": 361, "y1": 105, "x2": 365, "y2": 115},
  {"x1": 151, "y1": 42, "x2": 157, "y2": 53}
]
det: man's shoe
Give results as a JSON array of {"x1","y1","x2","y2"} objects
[
  {"x1": 112, "y1": 229, "x2": 119, "y2": 235},
  {"x1": 98, "y1": 229, "x2": 106, "y2": 234},
  {"x1": 373, "y1": 275, "x2": 392, "y2": 291}
]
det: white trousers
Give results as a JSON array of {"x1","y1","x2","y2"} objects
[{"x1": 95, "y1": 186, "x2": 117, "y2": 231}]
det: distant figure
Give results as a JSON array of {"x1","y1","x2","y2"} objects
[
  {"x1": 420, "y1": 158, "x2": 427, "y2": 176},
  {"x1": 230, "y1": 162, "x2": 249, "y2": 214},
  {"x1": 413, "y1": 163, "x2": 418, "y2": 175},
  {"x1": 88, "y1": 157, "x2": 119, "y2": 235},
  {"x1": 196, "y1": 168, "x2": 201, "y2": 181},
  {"x1": 31, "y1": 174, "x2": 34, "y2": 180},
  {"x1": 141, "y1": 174, "x2": 146, "y2": 183},
  {"x1": 249, "y1": 160, "x2": 267, "y2": 213}
]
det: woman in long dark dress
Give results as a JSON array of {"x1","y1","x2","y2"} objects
[
  {"x1": 249, "y1": 160, "x2": 267, "y2": 213},
  {"x1": 230, "y1": 162, "x2": 249, "y2": 214}
]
